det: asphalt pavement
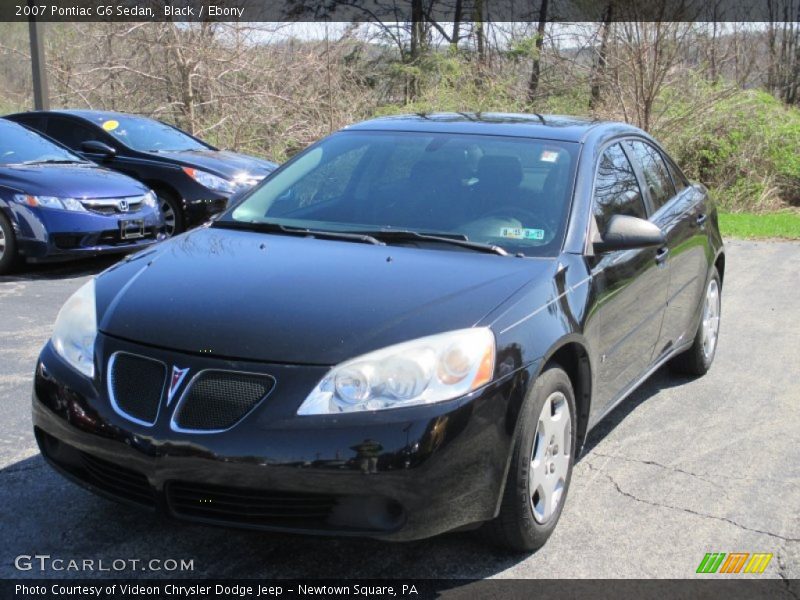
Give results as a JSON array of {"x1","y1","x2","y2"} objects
[{"x1": 1, "y1": 241, "x2": 798, "y2": 581}]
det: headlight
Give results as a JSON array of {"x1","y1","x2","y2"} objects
[
  {"x1": 232, "y1": 172, "x2": 263, "y2": 189},
  {"x1": 51, "y1": 279, "x2": 97, "y2": 378},
  {"x1": 13, "y1": 194, "x2": 86, "y2": 212},
  {"x1": 297, "y1": 328, "x2": 495, "y2": 415},
  {"x1": 182, "y1": 167, "x2": 234, "y2": 194},
  {"x1": 142, "y1": 190, "x2": 157, "y2": 207}
]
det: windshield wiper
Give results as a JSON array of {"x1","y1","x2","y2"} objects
[
  {"x1": 213, "y1": 220, "x2": 385, "y2": 246},
  {"x1": 345, "y1": 228, "x2": 509, "y2": 256},
  {"x1": 20, "y1": 159, "x2": 90, "y2": 165}
]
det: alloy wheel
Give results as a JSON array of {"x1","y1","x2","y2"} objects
[
  {"x1": 529, "y1": 391, "x2": 572, "y2": 524},
  {"x1": 701, "y1": 279, "x2": 721, "y2": 361},
  {"x1": 0, "y1": 226, "x2": 5, "y2": 259},
  {"x1": 160, "y1": 198, "x2": 177, "y2": 237}
]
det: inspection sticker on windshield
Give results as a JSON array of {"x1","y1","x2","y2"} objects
[
  {"x1": 540, "y1": 150, "x2": 560, "y2": 163},
  {"x1": 501, "y1": 227, "x2": 545, "y2": 241},
  {"x1": 102, "y1": 120, "x2": 119, "y2": 132}
]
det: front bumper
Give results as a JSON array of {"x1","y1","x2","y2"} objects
[
  {"x1": 32, "y1": 336, "x2": 534, "y2": 541},
  {"x1": 12, "y1": 204, "x2": 164, "y2": 261},
  {"x1": 183, "y1": 198, "x2": 228, "y2": 227}
]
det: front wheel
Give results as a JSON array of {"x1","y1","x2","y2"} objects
[
  {"x1": 156, "y1": 191, "x2": 184, "y2": 238},
  {"x1": 670, "y1": 267, "x2": 721, "y2": 376},
  {"x1": 483, "y1": 365, "x2": 576, "y2": 552},
  {"x1": 0, "y1": 213, "x2": 20, "y2": 275}
]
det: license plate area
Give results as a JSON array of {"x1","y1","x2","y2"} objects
[{"x1": 119, "y1": 219, "x2": 145, "y2": 240}]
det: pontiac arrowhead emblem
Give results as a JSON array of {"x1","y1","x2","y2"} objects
[{"x1": 167, "y1": 366, "x2": 190, "y2": 405}]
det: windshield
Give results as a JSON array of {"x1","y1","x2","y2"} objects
[
  {"x1": 86, "y1": 114, "x2": 208, "y2": 153},
  {"x1": 0, "y1": 120, "x2": 84, "y2": 165},
  {"x1": 224, "y1": 131, "x2": 578, "y2": 257}
]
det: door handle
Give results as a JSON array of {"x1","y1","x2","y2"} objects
[
  {"x1": 696, "y1": 213, "x2": 708, "y2": 226},
  {"x1": 655, "y1": 246, "x2": 670, "y2": 264}
]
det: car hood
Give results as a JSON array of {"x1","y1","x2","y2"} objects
[
  {"x1": 96, "y1": 227, "x2": 550, "y2": 365},
  {"x1": 152, "y1": 149, "x2": 277, "y2": 179},
  {"x1": 0, "y1": 164, "x2": 150, "y2": 198}
]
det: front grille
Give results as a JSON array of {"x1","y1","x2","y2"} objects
[
  {"x1": 96, "y1": 227, "x2": 158, "y2": 246},
  {"x1": 80, "y1": 452, "x2": 155, "y2": 506},
  {"x1": 172, "y1": 371, "x2": 274, "y2": 432},
  {"x1": 36, "y1": 429, "x2": 155, "y2": 507},
  {"x1": 167, "y1": 481, "x2": 337, "y2": 527},
  {"x1": 53, "y1": 228, "x2": 157, "y2": 250},
  {"x1": 108, "y1": 353, "x2": 166, "y2": 426},
  {"x1": 81, "y1": 196, "x2": 144, "y2": 215},
  {"x1": 53, "y1": 234, "x2": 84, "y2": 250}
]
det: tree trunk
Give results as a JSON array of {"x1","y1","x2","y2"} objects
[
  {"x1": 408, "y1": 0, "x2": 425, "y2": 101},
  {"x1": 451, "y1": 0, "x2": 462, "y2": 52},
  {"x1": 474, "y1": 0, "x2": 485, "y2": 62},
  {"x1": 590, "y1": 3, "x2": 613, "y2": 110},
  {"x1": 709, "y1": 17, "x2": 718, "y2": 85},
  {"x1": 767, "y1": 0, "x2": 778, "y2": 94},
  {"x1": 527, "y1": 0, "x2": 549, "y2": 104}
]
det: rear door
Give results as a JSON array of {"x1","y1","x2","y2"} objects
[
  {"x1": 625, "y1": 140, "x2": 707, "y2": 358},
  {"x1": 586, "y1": 142, "x2": 670, "y2": 414}
]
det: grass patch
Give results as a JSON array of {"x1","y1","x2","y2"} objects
[{"x1": 719, "y1": 211, "x2": 800, "y2": 240}]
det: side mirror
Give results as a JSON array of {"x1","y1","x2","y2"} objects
[
  {"x1": 594, "y1": 214, "x2": 665, "y2": 253},
  {"x1": 80, "y1": 140, "x2": 116, "y2": 159}
]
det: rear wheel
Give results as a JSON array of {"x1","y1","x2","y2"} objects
[
  {"x1": 156, "y1": 190, "x2": 184, "y2": 237},
  {"x1": 0, "y1": 213, "x2": 20, "y2": 275},
  {"x1": 483, "y1": 365, "x2": 576, "y2": 552},
  {"x1": 670, "y1": 267, "x2": 721, "y2": 376}
]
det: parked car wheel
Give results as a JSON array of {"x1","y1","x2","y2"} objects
[
  {"x1": 484, "y1": 365, "x2": 576, "y2": 552},
  {"x1": 670, "y1": 267, "x2": 722, "y2": 376},
  {"x1": 0, "y1": 213, "x2": 20, "y2": 275},
  {"x1": 157, "y1": 190, "x2": 184, "y2": 237}
]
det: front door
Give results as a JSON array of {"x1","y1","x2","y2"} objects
[{"x1": 584, "y1": 142, "x2": 669, "y2": 417}]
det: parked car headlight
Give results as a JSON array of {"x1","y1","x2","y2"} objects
[
  {"x1": 51, "y1": 279, "x2": 97, "y2": 378},
  {"x1": 297, "y1": 328, "x2": 495, "y2": 415},
  {"x1": 231, "y1": 172, "x2": 263, "y2": 189},
  {"x1": 13, "y1": 194, "x2": 86, "y2": 212},
  {"x1": 182, "y1": 167, "x2": 234, "y2": 194},
  {"x1": 142, "y1": 190, "x2": 157, "y2": 207}
]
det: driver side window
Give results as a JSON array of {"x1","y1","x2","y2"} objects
[
  {"x1": 593, "y1": 143, "x2": 646, "y2": 233},
  {"x1": 46, "y1": 118, "x2": 103, "y2": 151}
]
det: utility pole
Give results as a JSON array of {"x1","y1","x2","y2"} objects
[{"x1": 28, "y1": 2, "x2": 50, "y2": 110}]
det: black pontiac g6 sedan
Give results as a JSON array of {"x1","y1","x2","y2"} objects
[{"x1": 32, "y1": 114, "x2": 724, "y2": 551}]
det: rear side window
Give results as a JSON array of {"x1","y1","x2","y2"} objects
[
  {"x1": 626, "y1": 140, "x2": 676, "y2": 211},
  {"x1": 46, "y1": 118, "x2": 103, "y2": 151},
  {"x1": 593, "y1": 143, "x2": 646, "y2": 233},
  {"x1": 665, "y1": 157, "x2": 688, "y2": 193}
]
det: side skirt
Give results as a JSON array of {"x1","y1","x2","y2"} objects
[{"x1": 584, "y1": 337, "x2": 694, "y2": 442}]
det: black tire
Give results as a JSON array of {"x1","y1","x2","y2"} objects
[
  {"x1": 156, "y1": 189, "x2": 184, "y2": 237},
  {"x1": 483, "y1": 365, "x2": 577, "y2": 552},
  {"x1": 0, "y1": 212, "x2": 20, "y2": 275},
  {"x1": 669, "y1": 267, "x2": 722, "y2": 377}
]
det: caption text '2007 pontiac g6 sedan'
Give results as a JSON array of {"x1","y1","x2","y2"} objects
[{"x1": 32, "y1": 113, "x2": 724, "y2": 552}]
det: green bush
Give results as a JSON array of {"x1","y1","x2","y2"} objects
[{"x1": 661, "y1": 88, "x2": 800, "y2": 212}]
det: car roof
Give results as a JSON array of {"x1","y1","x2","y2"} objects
[
  {"x1": 7, "y1": 109, "x2": 152, "y2": 124},
  {"x1": 342, "y1": 113, "x2": 642, "y2": 143}
]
